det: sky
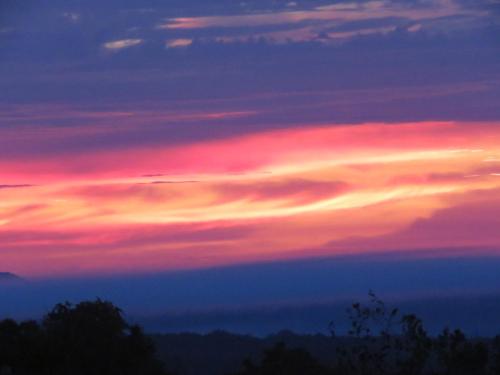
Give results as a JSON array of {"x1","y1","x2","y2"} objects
[{"x1": 1, "y1": 0, "x2": 500, "y2": 328}]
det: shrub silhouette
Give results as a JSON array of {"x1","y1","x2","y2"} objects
[
  {"x1": 0, "y1": 299, "x2": 168, "y2": 375},
  {"x1": 330, "y1": 291, "x2": 435, "y2": 375},
  {"x1": 329, "y1": 291, "x2": 494, "y2": 375}
]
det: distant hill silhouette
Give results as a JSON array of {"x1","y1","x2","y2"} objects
[{"x1": 0, "y1": 272, "x2": 21, "y2": 283}]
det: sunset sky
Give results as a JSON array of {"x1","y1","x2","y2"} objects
[{"x1": 1, "y1": 0, "x2": 500, "y2": 321}]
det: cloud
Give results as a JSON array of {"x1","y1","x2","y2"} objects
[
  {"x1": 1, "y1": 121, "x2": 499, "y2": 277},
  {"x1": 327, "y1": 188, "x2": 500, "y2": 253},
  {"x1": 158, "y1": 0, "x2": 488, "y2": 44},
  {"x1": 214, "y1": 179, "x2": 350, "y2": 204},
  {"x1": 213, "y1": 24, "x2": 399, "y2": 44},
  {"x1": 103, "y1": 38, "x2": 143, "y2": 51},
  {"x1": 407, "y1": 23, "x2": 423, "y2": 32},
  {"x1": 0, "y1": 184, "x2": 33, "y2": 189},
  {"x1": 1, "y1": 0, "x2": 499, "y2": 279},
  {"x1": 165, "y1": 38, "x2": 193, "y2": 48},
  {"x1": 0, "y1": 27, "x2": 15, "y2": 34},
  {"x1": 62, "y1": 12, "x2": 81, "y2": 23}
]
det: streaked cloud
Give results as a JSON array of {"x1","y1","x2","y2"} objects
[
  {"x1": 103, "y1": 38, "x2": 143, "y2": 51},
  {"x1": 214, "y1": 24, "x2": 399, "y2": 44},
  {"x1": 1, "y1": 121, "x2": 499, "y2": 276},
  {"x1": 166, "y1": 38, "x2": 193, "y2": 48},
  {"x1": 160, "y1": 1, "x2": 459, "y2": 29},
  {"x1": 0, "y1": 184, "x2": 33, "y2": 190},
  {"x1": 407, "y1": 23, "x2": 423, "y2": 32},
  {"x1": 1, "y1": 0, "x2": 499, "y2": 280},
  {"x1": 158, "y1": 0, "x2": 488, "y2": 44}
]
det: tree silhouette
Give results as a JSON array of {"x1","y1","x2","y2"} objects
[
  {"x1": 0, "y1": 299, "x2": 169, "y2": 375},
  {"x1": 330, "y1": 292, "x2": 492, "y2": 375}
]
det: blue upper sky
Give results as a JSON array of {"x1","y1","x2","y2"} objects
[{"x1": 1, "y1": 0, "x2": 499, "y2": 159}]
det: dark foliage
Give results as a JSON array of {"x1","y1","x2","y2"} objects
[
  {"x1": 231, "y1": 291, "x2": 500, "y2": 375},
  {"x1": 0, "y1": 299, "x2": 168, "y2": 375},
  {"x1": 2, "y1": 294, "x2": 500, "y2": 375},
  {"x1": 232, "y1": 342, "x2": 332, "y2": 375},
  {"x1": 327, "y1": 291, "x2": 497, "y2": 375}
]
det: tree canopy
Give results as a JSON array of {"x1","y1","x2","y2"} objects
[{"x1": 0, "y1": 299, "x2": 168, "y2": 375}]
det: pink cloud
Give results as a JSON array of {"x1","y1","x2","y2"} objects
[
  {"x1": 327, "y1": 188, "x2": 500, "y2": 254},
  {"x1": 160, "y1": 1, "x2": 479, "y2": 30},
  {"x1": 158, "y1": 0, "x2": 487, "y2": 44},
  {"x1": 1, "y1": 121, "x2": 500, "y2": 277}
]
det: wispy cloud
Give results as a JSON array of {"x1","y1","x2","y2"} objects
[
  {"x1": 158, "y1": 0, "x2": 487, "y2": 44},
  {"x1": 62, "y1": 12, "x2": 81, "y2": 23},
  {"x1": 1, "y1": 0, "x2": 499, "y2": 279},
  {"x1": 0, "y1": 184, "x2": 33, "y2": 190},
  {"x1": 161, "y1": 0, "x2": 482, "y2": 29},
  {"x1": 103, "y1": 38, "x2": 143, "y2": 51},
  {"x1": 1, "y1": 121, "x2": 500, "y2": 276},
  {"x1": 165, "y1": 38, "x2": 193, "y2": 48}
]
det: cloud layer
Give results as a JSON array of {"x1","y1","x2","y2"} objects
[
  {"x1": 1, "y1": 121, "x2": 500, "y2": 276},
  {"x1": 0, "y1": 0, "x2": 499, "y2": 279}
]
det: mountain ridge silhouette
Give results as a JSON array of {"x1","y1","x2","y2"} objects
[{"x1": 0, "y1": 272, "x2": 22, "y2": 282}]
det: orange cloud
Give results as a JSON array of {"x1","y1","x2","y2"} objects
[{"x1": 1, "y1": 121, "x2": 500, "y2": 277}]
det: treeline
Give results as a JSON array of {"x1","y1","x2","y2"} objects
[
  {"x1": 1, "y1": 293, "x2": 500, "y2": 375},
  {"x1": 231, "y1": 292, "x2": 500, "y2": 375}
]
